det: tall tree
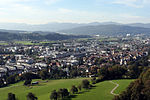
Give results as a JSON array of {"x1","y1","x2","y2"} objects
[
  {"x1": 27, "y1": 93, "x2": 37, "y2": 100},
  {"x1": 50, "y1": 90, "x2": 58, "y2": 100},
  {"x1": 7, "y1": 93, "x2": 16, "y2": 100}
]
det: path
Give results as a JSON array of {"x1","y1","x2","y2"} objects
[{"x1": 109, "y1": 81, "x2": 119, "y2": 96}]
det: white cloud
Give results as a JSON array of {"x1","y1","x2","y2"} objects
[
  {"x1": 44, "y1": 0, "x2": 61, "y2": 5},
  {"x1": 58, "y1": 8, "x2": 72, "y2": 13},
  {"x1": 113, "y1": 0, "x2": 150, "y2": 8}
]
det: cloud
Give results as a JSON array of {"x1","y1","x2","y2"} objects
[
  {"x1": 58, "y1": 8, "x2": 72, "y2": 13},
  {"x1": 0, "y1": 0, "x2": 31, "y2": 6},
  {"x1": 113, "y1": 0, "x2": 150, "y2": 8},
  {"x1": 116, "y1": 13, "x2": 150, "y2": 23},
  {"x1": 44, "y1": 0, "x2": 61, "y2": 5}
]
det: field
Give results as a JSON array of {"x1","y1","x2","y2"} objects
[
  {"x1": 14, "y1": 41, "x2": 55, "y2": 45},
  {"x1": 0, "y1": 42, "x2": 8, "y2": 45},
  {"x1": 0, "y1": 79, "x2": 134, "y2": 100},
  {"x1": 72, "y1": 79, "x2": 134, "y2": 100}
]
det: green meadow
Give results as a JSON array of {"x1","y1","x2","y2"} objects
[
  {"x1": 0, "y1": 78, "x2": 134, "y2": 100},
  {"x1": 14, "y1": 41, "x2": 55, "y2": 45}
]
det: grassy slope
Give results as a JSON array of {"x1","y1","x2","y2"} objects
[
  {"x1": 73, "y1": 79, "x2": 134, "y2": 100},
  {"x1": 0, "y1": 78, "x2": 87, "y2": 100},
  {"x1": 14, "y1": 41, "x2": 55, "y2": 45},
  {"x1": 0, "y1": 79, "x2": 134, "y2": 100},
  {"x1": 112, "y1": 79, "x2": 134, "y2": 94},
  {"x1": 73, "y1": 81, "x2": 115, "y2": 100}
]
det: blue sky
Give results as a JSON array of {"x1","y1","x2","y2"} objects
[{"x1": 0, "y1": 0, "x2": 150, "y2": 24}]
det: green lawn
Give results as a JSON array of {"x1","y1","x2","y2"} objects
[
  {"x1": 0, "y1": 78, "x2": 87, "y2": 100},
  {"x1": 0, "y1": 79, "x2": 134, "y2": 100},
  {"x1": 112, "y1": 79, "x2": 134, "y2": 94},
  {"x1": 72, "y1": 79, "x2": 134, "y2": 100},
  {"x1": 14, "y1": 41, "x2": 35, "y2": 45},
  {"x1": 0, "y1": 43, "x2": 8, "y2": 45},
  {"x1": 14, "y1": 41, "x2": 55, "y2": 45}
]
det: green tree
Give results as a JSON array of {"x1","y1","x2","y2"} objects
[
  {"x1": 0, "y1": 79, "x2": 4, "y2": 87},
  {"x1": 78, "y1": 84, "x2": 82, "y2": 91},
  {"x1": 70, "y1": 85, "x2": 78, "y2": 94},
  {"x1": 82, "y1": 80, "x2": 90, "y2": 89},
  {"x1": 27, "y1": 92, "x2": 37, "y2": 100},
  {"x1": 24, "y1": 79, "x2": 32, "y2": 86},
  {"x1": 50, "y1": 90, "x2": 58, "y2": 100},
  {"x1": 7, "y1": 75, "x2": 16, "y2": 84},
  {"x1": 40, "y1": 70, "x2": 48, "y2": 80},
  {"x1": 7, "y1": 93, "x2": 16, "y2": 100}
]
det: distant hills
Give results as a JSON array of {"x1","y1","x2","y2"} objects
[
  {"x1": 0, "y1": 31, "x2": 90, "y2": 41},
  {"x1": 0, "y1": 22, "x2": 150, "y2": 36},
  {"x1": 0, "y1": 22, "x2": 150, "y2": 31},
  {"x1": 60, "y1": 24, "x2": 150, "y2": 36}
]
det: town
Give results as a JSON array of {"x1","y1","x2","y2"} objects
[{"x1": 0, "y1": 34, "x2": 150, "y2": 79}]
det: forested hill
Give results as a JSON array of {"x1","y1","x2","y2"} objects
[
  {"x1": 60, "y1": 24, "x2": 150, "y2": 36},
  {"x1": 0, "y1": 31, "x2": 90, "y2": 41}
]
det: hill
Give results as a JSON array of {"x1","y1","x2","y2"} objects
[
  {"x1": 0, "y1": 22, "x2": 150, "y2": 32},
  {"x1": 0, "y1": 78, "x2": 133, "y2": 100},
  {"x1": 59, "y1": 24, "x2": 150, "y2": 36},
  {"x1": 128, "y1": 23, "x2": 150, "y2": 29},
  {"x1": 0, "y1": 31, "x2": 90, "y2": 41}
]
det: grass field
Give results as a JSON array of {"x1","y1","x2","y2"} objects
[
  {"x1": 14, "y1": 41, "x2": 55, "y2": 45},
  {"x1": 72, "y1": 79, "x2": 134, "y2": 100},
  {"x1": 0, "y1": 79, "x2": 134, "y2": 100},
  {"x1": 112, "y1": 79, "x2": 134, "y2": 94},
  {"x1": 0, "y1": 42, "x2": 9, "y2": 45}
]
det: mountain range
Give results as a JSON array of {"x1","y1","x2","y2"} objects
[
  {"x1": 60, "y1": 24, "x2": 150, "y2": 36},
  {"x1": 0, "y1": 22, "x2": 150, "y2": 36}
]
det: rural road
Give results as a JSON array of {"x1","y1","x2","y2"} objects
[{"x1": 109, "y1": 81, "x2": 119, "y2": 96}]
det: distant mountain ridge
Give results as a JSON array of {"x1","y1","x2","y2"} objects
[
  {"x1": 0, "y1": 31, "x2": 90, "y2": 41},
  {"x1": 0, "y1": 22, "x2": 150, "y2": 32},
  {"x1": 59, "y1": 24, "x2": 150, "y2": 36},
  {"x1": 0, "y1": 22, "x2": 150, "y2": 36}
]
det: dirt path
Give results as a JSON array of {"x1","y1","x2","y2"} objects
[{"x1": 109, "y1": 81, "x2": 119, "y2": 96}]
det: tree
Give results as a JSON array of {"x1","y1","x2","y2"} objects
[
  {"x1": 50, "y1": 90, "x2": 58, "y2": 100},
  {"x1": 40, "y1": 70, "x2": 48, "y2": 80},
  {"x1": 24, "y1": 79, "x2": 32, "y2": 86},
  {"x1": 0, "y1": 79, "x2": 4, "y2": 87},
  {"x1": 7, "y1": 93, "x2": 16, "y2": 100},
  {"x1": 70, "y1": 85, "x2": 78, "y2": 94},
  {"x1": 91, "y1": 77, "x2": 96, "y2": 84},
  {"x1": 57, "y1": 89, "x2": 63, "y2": 99},
  {"x1": 82, "y1": 80, "x2": 90, "y2": 89},
  {"x1": 62, "y1": 88, "x2": 69, "y2": 97},
  {"x1": 57, "y1": 88, "x2": 69, "y2": 99},
  {"x1": 27, "y1": 93, "x2": 37, "y2": 100},
  {"x1": 7, "y1": 75, "x2": 16, "y2": 84},
  {"x1": 78, "y1": 84, "x2": 82, "y2": 91},
  {"x1": 22, "y1": 72, "x2": 38, "y2": 80}
]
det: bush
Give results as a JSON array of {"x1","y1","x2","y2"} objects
[
  {"x1": 91, "y1": 77, "x2": 96, "y2": 84},
  {"x1": 78, "y1": 84, "x2": 82, "y2": 91},
  {"x1": 70, "y1": 85, "x2": 78, "y2": 94},
  {"x1": 82, "y1": 80, "x2": 90, "y2": 89},
  {"x1": 27, "y1": 93, "x2": 37, "y2": 100},
  {"x1": 24, "y1": 79, "x2": 32, "y2": 86},
  {"x1": 96, "y1": 76, "x2": 104, "y2": 83},
  {"x1": 50, "y1": 90, "x2": 58, "y2": 100},
  {"x1": 7, "y1": 93, "x2": 16, "y2": 100}
]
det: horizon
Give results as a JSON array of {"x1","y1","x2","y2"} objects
[
  {"x1": 0, "y1": 0, "x2": 150, "y2": 24},
  {"x1": 0, "y1": 21, "x2": 150, "y2": 25}
]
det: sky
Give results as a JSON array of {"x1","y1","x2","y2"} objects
[{"x1": 0, "y1": 0, "x2": 150, "y2": 24}]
